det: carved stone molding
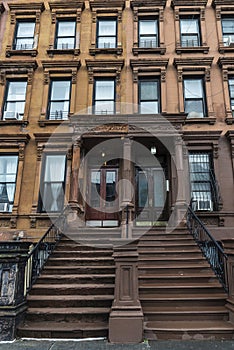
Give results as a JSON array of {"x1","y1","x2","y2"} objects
[
  {"x1": 37, "y1": 146, "x2": 44, "y2": 161},
  {"x1": 90, "y1": 0, "x2": 125, "y2": 11},
  {"x1": 0, "y1": 61, "x2": 38, "y2": 85},
  {"x1": 130, "y1": 59, "x2": 169, "y2": 82},
  {"x1": 8, "y1": 2, "x2": 45, "y2": 25},
  {"x1": 86, "y1": 59, "x2": 124, "y2": 84},
  {"x1": 174, "y1": 57, "x2": 213, "y2": 68},
  {"x1": 48, "y1": 2, "x2": 84, "y2": 23},
  {"x1": 171, "y1": 0, "x2": 208, "y2": 6},
  {"x1": 42, "y1": 60, "x2": 81, "y2": 84}
]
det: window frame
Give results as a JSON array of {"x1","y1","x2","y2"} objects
[
  {"x1": 47, "y1": 78, "x2": 72, "y2": 120},
  {"x1": 183, "y1": 77, "x2": 207, "y2": 118},
  {"x1": 2, "y1": 80, "x2": 27, "y2": 121},
  {"x1": 221, "y1": 17, "x2": 234, "y2": 47},
  {"x1": 228, "y1": 77, "x2": 234, "y2": 116},
  {"x1": 218, "y1": 57, "x2": 234, "y2": 124},
  {"x1": 96, "y1": 18, "x2": 117, "y2": 49},
  {"x1": 0, "y1": 154, "x2": 18, "y2": 213},
  {"x1": 13, "y1": 20, "x2": 36, "y2": 51},
  {"x1": 38, "y1": 153, "x2": 67, "y2": 213},
  {"x1": 54, "y1": 18, "x2": 76, "y2": 50},
  {"x1": 138, "y1": 78, "x2": 160, "y2": 114},
  {"x1": 180, "y1": 16, "x2": 201, "y2": 47},
  {"x1": 93, "y1": 78, "x2": 116, "y2": 115},
  {"x1": 138, "y1": 18, "x2": 159, "y2": 49}
]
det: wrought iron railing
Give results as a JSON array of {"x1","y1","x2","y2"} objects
[
  {"x1": 24, "y1": 207, "x2": 68, "y2": 296},
  {"x1": 186, "y1": 201, "x2": 228, "y2": 292}
]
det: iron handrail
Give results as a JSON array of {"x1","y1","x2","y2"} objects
[
  {"x1": 186, "y1": 202, "x2": 228, "y2": 292},
  {"x1": 24, "y1": 206, "x2": 68, "y2": 295}
]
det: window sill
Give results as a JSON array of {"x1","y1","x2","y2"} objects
[
  {"x1": 47, "y1": 48, "x2": 80, "y2": 57},
  {"x1": 132, "y1": 46, "x2": 166, "y2": 55},
  {"x1": 176, "y1": 46, "x2": 209, "y2": 54},
  {"x1": 184, "y1": 117, "x2": 216, "y2": 125},
  {"x1": 38, "y1": 119, "x2": 70, "y2": 127},
  {"x1": 0, "y1": 119, "x2": 28, "y2": 126},
  {"x1": 5, "y1": 49, "x2": 38, "y2": 57},
  {"x1": 89, "y1": 47, "x2": 123, "y2": 56},
  {"x1": 219, "y1": 45, "x2": 234, "y2": 54}
]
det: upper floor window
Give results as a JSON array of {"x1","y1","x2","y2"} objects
[
  {"x1": 184, "y1": 78, "x2": 206, "y2": 118},
  {"x1": 139, "y1": 19, "x2": 158, "y2": 48},
  {"x1": 47, "y1": 79, "x2": 71, "y2": 120},
  {"x1": 228, "y1": 78, "x2": 234, "y2": 116},
  {"x1": 14, "y1": 20, "x2": 36, "y2": 50},
  {"x1": 180, "y1": 18, "x2": 200, "y2": 47},
  {"x1": 2, "y1": 81, "x2": 27, "y2": 121},
  {"x1": 139, "y1": 79, "x2": 160, "y2": 114},
  {"x1": 55, "y1": 19, "x2": 76, "y2": 50},
  {"x1": 97, "y1": 19, "x2": 117, "y2": 49},
  {"x1": 39, "y1": 154, "x2": 66, "y2": 213},
  {"x1": 0, "y1": 155, "x2": 18, "y2": 213},
  {"x1": 189, "y1": 152, "x2": 217, "y2": 211},
  {"x1": 93, "y1": 79, "x2": 115, "y2": 114},
  {"x1": 222, "y1": 18, "x2": 234, "y2": 46}
]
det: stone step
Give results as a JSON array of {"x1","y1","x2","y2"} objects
[
  {"x1": 38, "y1": 274, "x2": 115, "y2": 284},
  {"x1": 139, "y1": 283, "x2": 223, "y2": 295},
  {"x1": 30, "y1": 283, "x2": 115, "y2": 296},
  {"x1": 56, "y1": 243, "x2": 113, "y2": 251},
  {"x1": 139, "y1": 274, "x2": 217, "y2": 284},
  {"x1": 27, "y1": 294, "x2": 114, "y2": 308},
  {"x1": 139, "y1": 264, "x2": 211, "y2": 275},
  {"x1": 43, "y1": 265, "x2": 115, "y2": 274},
  {"x1": 140, "y1": 294, "x2": 227, "y2": 308},
  {"x1": 144, "y1": 320, "x2": 234, "y2": 340},
  {"x1": 51, "y1": 250, "x2": 113, "y2": 257},
  {"x1": 25, "y1": 307, "x2": 110, "y2": 323},
  {"x1": 138, "y1": 256, "x2": 206, "y2": 265},
  {"x1": 17, "y1": 321, "x2": 108, "y2": 339},
  {"x1": 45, "y1": 257, "x2": 114, "y2": 266}
]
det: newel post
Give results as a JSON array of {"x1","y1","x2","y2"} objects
[
  {"x1": 109, "y1": 246, "x2": 143, "y2": 343},
  {"x1": 224, "y1": 242, "x2": 234, "y2": 322}
]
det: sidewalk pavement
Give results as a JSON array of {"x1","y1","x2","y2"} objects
[{"x1": 1, "y1": 339, "x2": 234, "y2": 350}]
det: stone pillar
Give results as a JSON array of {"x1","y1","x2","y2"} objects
[
  {"x1": 109, "y1": 246, "x2": 143, "y2": 344},
  {"x1": 68, "y1": 139, "x2": 84, "y2": 227},
  {"x1": 0, "y1": 242, "x2": 31, "y2": 340},
  {"x1": 121, "y1": 137, "x2": 134, "y2": 239}
]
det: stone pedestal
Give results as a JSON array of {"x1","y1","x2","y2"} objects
[{"x1": 109, "y1": 246, "x2": 143, "y2": 344}]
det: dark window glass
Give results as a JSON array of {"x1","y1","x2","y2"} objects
[
  {"x1": 47, "y1": 80, "x2": 71, "y2": 120},
  {"x1": 3, "y1": 81, "x2": 27, "y2": 120},
  {"x1": 184, "y1": 78, "x2": 206, "y2": 118},
  {"x1": 180, "y1": 18, "x2": 200, "y2": 47},
  {"x1": 139, "y1": 80, "x2": 160, "y2": 114},
  {"x1": 222, "y1": 18, "x2": 234, "y2": 46},
  {"x1": 0, "y1": 155, "x2": 18, "y2": 213}
]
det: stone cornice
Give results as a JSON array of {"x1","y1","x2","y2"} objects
[
  {"x1": 0, "y1": 60, "x2": 38, "y2": 71},
  {"x1": 130, "y1": 0, "x2": 166, "y2": 9},
  {"x1": 86, "y1": 59, "x2": 124, "y2": 70},
  {"x1": 49, "y1": 1, "x2": 84, "y2": 11},
  {"x1": 42, "y1": 60, "x2": 81, "y2": 70},
  {"x1": 225, "y1": 130, "x2": 234, "y2": 141},
  {"x1": 130, "y1": 59, "x2": 169, "y2": 69},
  {"x1": 218, "y1": 57, "x2": 234, "y2": 68},
  {"x1": 0, "y1": 134, "x2": 30, "y2": 147},
  {"x1": 174, "y1": 57, "x2": 213, "y2": 68},
  {"x1": 34, "y1": 133, "x2": 73, "y2": 144},
  {"x1": 212, "y1": 0, "x2": 234, "y2": 8},
  {"x1": 171, "y1": 0, "x2": 207, "y2": 7},
  {"x1": 89, "y1": 0, "x2": 125, "y2": 10},
  {"x1": 8, "y1": 2, "x2": 45, "y2": 12},
  {"x1": 183, "y1": 130, "x2": 222, "y2": 142}
]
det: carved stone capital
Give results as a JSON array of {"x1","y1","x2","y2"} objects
[
  {"x1": 30, "y1": 216, "x2": 36, "y2": 228},
  {"x1": 18, "y1": 143, "x2": 25, "y2": 161},
  {"x1": 133, "y1": 10, "x2": 138, "y2": 22},
  {"x1": 76, "y1": 9, "x2": 82, "y2": 23},
  {"x1": 178, "y1": 69, "x2": 183, "y2": 82},
  {"x1": 223, "y1": 69, "x2": 228, "y2": 82},
  {"x1": 205, "y1": 68, "x2": 211, "y2": 82},
  {"x1": 10, "y1": 217, "x2": 17, "y2": 229},
  {"x1": 216, "y1": 8, "x2": 221, "y2": 20},
  {"x1": 10, "y1": 11, "x2": 16, "y2": 24},
  {"x1": 71, "y1": 69, "x2": 77, "y2": 84},
  {"x1": 51, "y1": 11, "x2": 56, "y2": 24},
  {"x1": 35, "y1": 10, "x2": 41, "y2": 23},
  {"x1": 67, "y1": 148, "x2": 73, "y2": 160},
  {"x1": 175, "y1": 9, "x2": 179, "y2": 21},
  {"x1": 161, "y1": 68, "x2": 166, "y2": 82},
  {"x1": 0, "y1": 70, "x2": 6, "y2": 85},
  {"x1": 200, "y1": 8, "x2": 205, "y2": 21},
  {"x1": 37, "y1": 145, "x2": 44, "y2": 161},
  {"x1": 159, "y1": 9, "x2": 164, "y2": 22},
  {"x1": 213, "y1": 143, "x2": 219, "y2": 159},
  {"x1": 27, "y1": 69, "x2": 33, "y2": 85},
  {"x1": 44, "y1": 71, "x2": 49, "y2": 85},
  {"x1": 133, "y1": 68, "x2": 138, "y2": 83},
  {"x1": 118, "y1": 10, "x2": 122, "y2": 22},
  {"x1": 92, "y1": 11, "x2": 97, "y2": 23},
  {"x1": 88, "y1": 67, "x2": 94, "y2": 84}
]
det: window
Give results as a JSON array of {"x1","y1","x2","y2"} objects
[
  {"x1": 0, "y1": 156, "x2": 18, "y2": 213},
  {"x1": 47, "y1": 79, "x2": 71, "y2": 120},
  {"x1": 222, "y1": 18, "x2": 234, "y2": 46},
  {"x1": 39, "y1": 155, "x2": 66, "y2": 213},
  {"x1": 139, "y1": 19, "x2": 158, "y2": 48},
  {"x1": 97, "y1": 19, "x2": 117, "y2": 49},
  {"x1": 13, "y1": 20, "x2": 35, "y2": 50},
  {"x1": 55, "y1": 20, "x2": 76, "y2": 49},
  {"x1": 184, "y1": 78, "x2": 206, "y2": 118},
  {"x1": 139, "y1": 80, "x2": 160, "y2": 114},
  {"x1": 93, "y1": 79, "x2": 115, "y2": 114},
  {"x1": 189, "y1": 153, "x2": 217, "y2": 211},
  {"x1": 180, "y1": 18, "x2": 200, "y2": 47},
  {"x1": 229, "y1": 78, "x2": 234, "y2": 116},
  {"x1": 2, "y1": 81, "x2": 27, "y2": 120}
]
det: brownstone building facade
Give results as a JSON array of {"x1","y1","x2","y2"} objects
[{"x1": 1, "y1": 0, "x2": 234, "y2": 342}]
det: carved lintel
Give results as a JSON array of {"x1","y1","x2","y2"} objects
[
  {"x1": 37, "y1": 145, "x2": 44, "y2": 161},
  {"x1": 216, "y1": 8, "x2": 221, "y2": 20},
  {"x1": 51, "y1": 11, "x2": 56, "y2": 24},
  {"x1": 178, "y1": 69, "x2": 183, "y2": 82},
  {"x1": 10, "y1": 217, "x2": 17, "y2": 229},
  {"x1": 30, "y1": 216, "x2": 36, "y2": 228},
  {"x1": 223, "y1": 69, "x2": 228, "y2": 82},
  {"x1": 175, "y1": 9, "x2": 179, "y2": 21},
  {"x1": 18, "y1": 143, "x2": 25, "y2": 161},
  {"x1": 205, "y1": 68, "x2": 211, "y2": 82},
  {"x1": 10, "y1": 11, "x2": 16, "y2": 25},
  {"x1": 161, "y1": 68, "x2": 166, "y2": 82},
  {"x1": 44, "y1": 71, "x2": 49, "y2": 85},
  {"x1": 159, "y1": 9, "x2": 164, "y2": 22}
]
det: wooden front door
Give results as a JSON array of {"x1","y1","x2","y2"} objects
[
  {"x1": 86, "y1": 167, "x2": 119, "y2": 226},
  {"x1": 136, "y1": 166, "x2": 169, "y2": 223}
]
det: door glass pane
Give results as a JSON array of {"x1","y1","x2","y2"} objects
[
  {"x1": 138, "y1": 171, "x2": 148, "y2": 207},
  {"x1": 105, "y1": 171, "x2": 116, "y2": 204},
  {"x1": 153, "y1": 170, "x2": 165, "y2": 207},
  {"x1": 91, "y1": 171, "x2": 100, "y2": 208}
]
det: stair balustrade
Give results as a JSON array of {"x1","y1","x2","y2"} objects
[
  {"x1": 186, "y1": 201, "x2": 228, "y2": 292},
  {"x1": 24, "y1": 207, "x2": 68, "y2": 295}
]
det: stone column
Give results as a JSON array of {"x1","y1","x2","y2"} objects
[
  {"x1": 109, "y1": 246, "x2": 143, "y2": 344},
  {"x1": 68, "y1": 139, "x2": 84, "y2": 227},
  {"x1": 121, "y1": 137, "x2": 134, "y2": 239}
]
